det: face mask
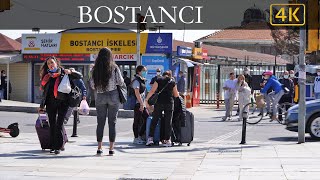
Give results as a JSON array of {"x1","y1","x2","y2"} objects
[
  {"x1": 264, "y1": 76, "x2": 269, "y2": 80},
  {"x1": 284, "y1": 75, "x2": 289, "y2": 79},
  {"x1": 141, "y1": 71, "x2": 147, "y2": 78},
  {"x1": 48, "y1": 67, "x2": 57, "y2": 73},
  {"x1": 318, "y1": 72, "x2": 320, "y2": 76},
  {"x1": 244, "y1": 71, "x2": 248, "y2": 74},
  {"x1": 2, "y1": 74, "x2": 5, "y2": 76},
  {"x1": 156, "y1": 72, "x2": 161, "y2": 76},
  {"x1": 290, "y1": 74, "x2": 294, "y2": 78}
]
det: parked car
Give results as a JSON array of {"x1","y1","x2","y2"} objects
[{"x1": 285, "y1": 100, "x2": 320, "y2": 140}]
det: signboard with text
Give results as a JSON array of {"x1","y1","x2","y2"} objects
[
  {"x1": 22, "y1": 33, "x2": 172, "y2": 55},
  {"x1": 177, "y1": 46, "x2": 192, "y2": 57}
]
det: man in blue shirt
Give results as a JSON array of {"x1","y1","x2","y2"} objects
[
  {"x1": 261, "y1": 71, "x2": 284, "y2": 122},
  {"x1": 64, "y1": 68, "x2": 87, "y2": 124}
]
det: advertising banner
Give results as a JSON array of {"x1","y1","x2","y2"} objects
[
  {"x1": 141, "y1": 55, "x2": 170, "y2": 91},
  {"x1": 145, "y1": 33, "x2": 172, "y2": 54},
  {"x1": 22, "y1": 33, "x2": 172, "y2": 55},
  {"x1": 23, "y1": 54, "x2": 91, "y2": 61},
  {"x1": 202, "y1": 48, "x2": 210, "y2": 60},
  {"x1": 90, "y1": 54, "x2": 137, "y2": 62},
  {"x1": 177, "y1": 46, "x2": 192, "y2": 57},
  {"x1": 192, "y1": 48, "x2": 202, "y2": 60},
  {"x1": 22, "y1": 34, "x2": 61, "y2": 54}
]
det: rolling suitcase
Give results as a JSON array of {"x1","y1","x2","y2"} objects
[
  {"x1": 172, "y1": 110, "x2": 194, "y2": 146},
  {"x1": 35, "y1": 114, "x2": 68, "y2": 150},
  {"x1": 146, "y1": 116, "x2": 161, "y2": 145}
]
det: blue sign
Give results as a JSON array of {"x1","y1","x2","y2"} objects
[
  {"x1": 177, "y1": 46, "x2": 192, "y2": 57},
  {"x1": 145, "y1": 33, "x2": 172, "y2": 54},
  {"x1": 141, "y1": 55, "x2": 170, "y2": 91}
]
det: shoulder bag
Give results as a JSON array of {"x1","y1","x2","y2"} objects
[
  {"x1": 148, "y1": 79, "x2": 172, "y2": 105},
  {"x1": 115, "y1": 68, "x2": 127, "y2": 104}
]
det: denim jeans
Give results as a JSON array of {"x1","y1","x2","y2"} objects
[
  {"x1": 270, "y1": 90, "x2": 285, "y2": 116},
  {"x1": 95, "y1": 90, "x2": 120, "y2": 142},
  {"x1": 315, "y1": 93, "x2": 320, "y2": 99}
]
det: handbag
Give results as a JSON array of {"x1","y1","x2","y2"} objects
[
  {"x1": 148, "y1": 79, "x2": 172, "y2": 105},
  {"x1": 115, "y1": 69, "x2": 127, "y2": 104},
  {"x1": 58, "y1": 75, "x2": 72, "y2": 94},
  {"x1": 68, "y1": 86, "x2": 82, "y2": 107}
]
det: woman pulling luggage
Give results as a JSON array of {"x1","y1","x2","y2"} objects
[{"x1": 38, "y1": 56, "x2": 82, "y2": 154}]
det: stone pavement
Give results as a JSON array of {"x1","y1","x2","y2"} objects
[
  {"x1": 1, "y1": 103, "x2": 320, "y2": 179},
  {"x1": 1, "y1": 131, "x2": 320, "y2": 180},
  {"x1": 0, "y1": 100, "x2": 134, "y2": 118}
]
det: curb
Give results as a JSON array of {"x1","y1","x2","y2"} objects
[{"x1": 0, "y1": 106, "x2": 134, "y2": 118}]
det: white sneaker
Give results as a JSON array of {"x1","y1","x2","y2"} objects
[
  {"x1": 146, "y1": 137, "x2": 154, "y2": 146},
  {"x1": 161, "y1": 140, "x2": 172, "y2": 147},
  {"x1": 133, "y1": 137, "x2": 145, "y2": 145}
]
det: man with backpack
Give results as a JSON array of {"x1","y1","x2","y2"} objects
[{"x1": 64, "y1": 68, "x2": 87, "y2": 124}]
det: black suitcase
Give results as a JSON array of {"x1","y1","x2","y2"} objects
[{"x1": 171, "y1": 110, "x2": 194, "y2": 146}]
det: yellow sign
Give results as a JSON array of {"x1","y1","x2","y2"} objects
[
  {"x1": 192, "y1": 48, "x2": 202, "y2": 60},
  {"x1": 59, "y1": 33, "x2": 149, "y2": 54},
  {"x1": 270, "y1": 4, "x2": 305, "y2": 26}
]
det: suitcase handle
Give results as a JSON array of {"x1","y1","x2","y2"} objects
[{"x1": 38, "y1": 114, "x2": 49, "y2": 128}]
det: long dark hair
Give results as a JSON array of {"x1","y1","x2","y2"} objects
[
  {"x1": 92, "y1": 47, "x2": 116, "y2": 91},
  {"x1": 39, "y1": 56, "x2": 62, "y2": 80}
]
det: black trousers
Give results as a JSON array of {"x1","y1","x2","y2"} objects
[
  {"x1": 150, "y1": 103, "x2": 174, "y2": 141},
  {"x1": 46, "y1": 98, "x2": 69, "y2": 150},
  {"x1": 133, "y1": 103, "x2": 149, "y2": 138}
]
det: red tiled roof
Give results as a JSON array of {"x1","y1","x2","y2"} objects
[
  {"x1": 15, "y1": 37, "x2": 22, "y2": 43},
  {"x1": 173, "y1": 40, "x2": 287, "y2": 65},
  {"x1": 197, "y1": 22, "x2": 277, "y2": 42},
  {"x1": 0, "y1": 33, "x2": 21, "y2": 52}
]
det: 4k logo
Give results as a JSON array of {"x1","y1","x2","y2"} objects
[{"x1": 270, "y1": 4, "x2": 305, "y2": 26}]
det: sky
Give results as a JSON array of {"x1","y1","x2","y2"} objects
[{"x1": 0, "y1": 30, "x2": 217, "y2": 42}]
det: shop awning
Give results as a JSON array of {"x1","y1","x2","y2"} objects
[
  {"x1": 0, "y1": 54, "x2": 22, "y2": 64},
  {"x1": 176, "y1": 58, "x2": 200, "y2": 67}
]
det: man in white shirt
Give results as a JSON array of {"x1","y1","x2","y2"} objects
[
  {"x1": 314, "y1": 68, "x2": 320, "y2": 99},
  {"x1": 222, "y1": 72, "x2": 237, "y2": 121}
]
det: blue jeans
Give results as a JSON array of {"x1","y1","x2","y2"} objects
[{"x1": 315, "y1": 93, "x2": 320, "y2": 99}]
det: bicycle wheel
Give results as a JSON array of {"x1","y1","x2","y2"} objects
[
  {"x1": 243, "y1": 103, "x2": 263, "y2": 124},
  {"x1": 277, "y1": 102, "x2": 293, "y2": 124}
]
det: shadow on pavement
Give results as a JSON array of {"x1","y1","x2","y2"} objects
[
  {"x1": 269, "y1": 136, "x2": 319, "y2": 142},
  {"x1": 0, "y1": 149, "x2": 94, "y2": 159}
]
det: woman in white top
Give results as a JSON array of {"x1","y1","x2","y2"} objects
[
  {"x1": 90, "y1": 47, "x2": 124, "y2": 156},
  {"x1": 237, "y1": 74, "x2": 251, "y2": 121}
]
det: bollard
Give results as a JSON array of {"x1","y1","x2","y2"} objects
[
  {"x1": 216, "y1": 92, "x2": 220, "y2": 109},
  {"x1": 240, "y1": 111, "x2": 248, "y2": 144},
  {"x1": 71, "y1": 109, "x2": 78, "y2": 137}
]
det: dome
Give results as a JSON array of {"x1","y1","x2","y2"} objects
[{"x1": 241, "y1": 5, "x2": 267, "y2": 26}]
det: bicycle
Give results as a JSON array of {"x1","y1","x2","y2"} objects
[{"x1": 242, "y1": 93, "x2": 293, "y2": 125}]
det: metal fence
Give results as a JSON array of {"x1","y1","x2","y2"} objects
[{"x1": 199, "y1": 64, "x2": 287, "y2": 104}]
